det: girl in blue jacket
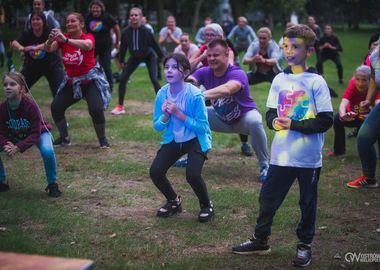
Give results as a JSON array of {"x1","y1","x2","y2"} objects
[{"x1": 150, "y1": 53, "x2": 214, "y2": 222}]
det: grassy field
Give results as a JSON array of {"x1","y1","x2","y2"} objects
[{"x1": 0, "y1": 24, "x2": 379, "y2": 269}]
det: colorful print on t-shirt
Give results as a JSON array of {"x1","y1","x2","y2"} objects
[
  {"x1": 90, "y1": 21, "x2": 103, "y2": 32},
  {"x1": 29, "y1": 48, "x2": 46, "y2": 59},
  {"x1": 277, "y1": 88, "x2": 309, "y2": 120}
]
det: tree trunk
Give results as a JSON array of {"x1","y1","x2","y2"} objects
[
  {"x1": 230, "y1": 0, "x2": 246, "y2": 21},
  {"x1": 268, "y1": 12, "x2": 274, "y2": 31},
  {"x1": 157, "y1": 0, "x2": 164, "y2": 30},
  {"x1": 192, "y1": 0, "x2": 204, "y2": 34}
]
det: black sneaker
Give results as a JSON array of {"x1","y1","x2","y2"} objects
[
  {"x1": 198, "y1": 201, "x2": 214, "y2": 222},
  {"x1": 347, "y1": 129, "x2": 358, "y2": 138},
  {"x1": 0, "y1": 181, "x2": 10, "y2": 192},
  {"x1": 157, "y1": 196, "x2": 182, "y2": 217},
  {"x1": 232, "y1": 235, "x2": 271, "y2": 255},
  {"x1": 293, "y1": 242, "x2": 311, "y2": 267},
  {"x1": 241, "y1": 143, "x2": 253, "y2": 156},
  {"x1": 99, "y1": 137, "x2": 110, "y2": 148},
  {"x1": 45, "y1": 183, "x2": 61, "y2": 197},
  {"x1": 53, "y1": 137, "x2": 71, "y2": 147}
]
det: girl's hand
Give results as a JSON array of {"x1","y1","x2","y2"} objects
[
  {"x1": 165, "y1": 100, "x2": 180, "y2": 116},
  {"x1": 274, "y1": 117, "x2": 291, "y2": 130},
  {"x1": 4, "y1": 142, "x2": 19, "y2": 156},
  {"x1": 162, "y1": 100, "x2": 170, "y2": 116}
]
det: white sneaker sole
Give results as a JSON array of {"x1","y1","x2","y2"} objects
[{"x1": 111, "y1": 110, "x2": 125, "y2": 115}]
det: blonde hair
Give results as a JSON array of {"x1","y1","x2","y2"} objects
[{"x1": 258, "y1": 27, "x2": 272, "y2": 37}]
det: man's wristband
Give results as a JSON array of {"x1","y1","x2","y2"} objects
[
  {"x1": 339, "y1": 115, "x2": 346, "y2": 122},
  {"x1": 65, "y1": 37, "x2": 69, "y2": 44}
]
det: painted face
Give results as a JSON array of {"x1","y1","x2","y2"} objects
[
  {"x1": 164, "y1": 58, "x2": 184, "y2": 84},
  {"x1": 33, "y1": 0, "x2": 44, "y2": 12},
  {"x1": 3, "y1": 76, "x2": 22, "y2": 100},
  {"x1": 90, "y1": 4, "x2": 102, "y2": 18},
  {"x1": 324, "y1": 25, "x2": 332, "y2": 36},
  {"x1": 204, "y1": 29, "x2": 221, "y2": 44},
  {"x1": 66, "y1": 14, "x2": 83, "y2": 34},
  {"x1": 207, "y1": 44, "x2": 229, "y2": 71},
  {"x1": 283, "y1": 37, "x2": 312, "y2": 66},
  {"x1": 258, "y1": 32, "x2": 270, "y2": 48},
  {"x1": 180, "y1": 35, "x2": 190, "y2": 50},
  {"x1": 355, "y1": 72, "x2": 370, "y2": 94},
  {"x1": 31, "y1": 14, "x2": 43, "y2": 30},
  {"x1": 166, "y1": 17, "x2": 176, "y2": 30},
  {"x1": 129, "y1": 9, "x2": 141, "y2": 25}
]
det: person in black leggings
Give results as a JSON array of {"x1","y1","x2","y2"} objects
[{"x1": 110, "y1": 7, "x2": 163, "y2": 115}]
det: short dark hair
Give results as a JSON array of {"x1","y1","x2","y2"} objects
[
  {"x1": 283, "y1": 24, "x2": 316, "y2": 48},
  {"x1": 163, "y1": 53, "x2": 191, "y2": 77},
  {"x1": 89, "y1": 0, "x2": 105, "y2": 12},
  {"x1": 207, "y1": 39, "x2": 229, "y2": 53}
]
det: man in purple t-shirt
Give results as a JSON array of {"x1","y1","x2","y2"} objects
[{"x1": 188, "y1": 39, "x2": 269, "y2": 181}]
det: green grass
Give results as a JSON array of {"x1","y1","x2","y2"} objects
[{"x1": 0, "y1": 24, "x2": 379, "y2": 269}]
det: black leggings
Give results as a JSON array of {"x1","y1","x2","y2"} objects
[
  {"x1": 150, "y1": 138, "x2": 210, "y2": 205},
  {"x1": 22, "y1": 62, "x2": 64, "y2": 97},
  {"x1": 118, "y1": 52, "x2": 160, "y2": 105},
  {"x1": 316, "y1": 53, "x2": 343, "y2": 81},
  {"x1": 51, "y1": 81, "x2": 105, "y2": 125},
  {"x1": 94, "y1": 42, "x2": 113, "y2": 90}
]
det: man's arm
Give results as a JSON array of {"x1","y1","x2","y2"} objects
[
  {"x1": 203, "y1": 80, "x2": 241, "y2": 100},
  {"x1": 186, "y1": 75, "x2": 200, "y2": 86}
]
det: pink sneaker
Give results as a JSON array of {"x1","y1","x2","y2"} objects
[{"x1": 110, "y1": 104, "x2": 125, "y2": 115}]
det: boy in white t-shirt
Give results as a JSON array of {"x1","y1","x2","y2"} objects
[{"x1": 232, "y1": 24, "x2": 333, "y2": 267}]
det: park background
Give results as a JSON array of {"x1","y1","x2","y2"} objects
[{"x1": 0, "y1": 0, "x2": 380, "y2": 269}]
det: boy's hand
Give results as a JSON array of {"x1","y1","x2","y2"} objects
[{"x1": 274, "y1": 117, "x2": 292, "y2": 130}]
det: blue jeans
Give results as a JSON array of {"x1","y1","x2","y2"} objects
[
  {"x1": 0, "y1": 132, "x2": 57, "y2": 184},
  {"x1": 254, "y1": 165, "x2": 321, "y2": 244},
  {"x1": 357, "y1": 102, "x2": 380, "y2": 178}
]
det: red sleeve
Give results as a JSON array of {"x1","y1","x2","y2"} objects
[{"x1": 342, "y1": 83, "x2": 355, "y2": 100}]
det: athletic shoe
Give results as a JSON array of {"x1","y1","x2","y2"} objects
[
  {"x1": 232, "y1": 235, "x2": 271, "y2": 255},
  {"x1": 347, "y1": 174, "x2": 378, "y2": 188},
  {"x1": 241, "y1": 143, "x2": 253, "y2": 156},
  {"x1": 198, "y1": 201, "x2": 214, "y2": 222},
  {"x1": 99, "y1": 137, "x2": 110, "y2": 148},
  {"x1": 293, "y1": 242, "x2": 311, "y2": 267},
  {"x1": 110, "y1": 104, "x2": 125, "y2": 115},
  {"x1": 173, "y1": 157, "x2": 188, "y2": 167},
  {"x1": 347, "y1": 130, "x2": 358, "y2": 138},
  {"x1": 157, "y1": 196, "x2": 182, "y2": 218},
  {"x1": 327, "y1": 151, "x2": 345, "y2": 156},
  {"x1": 260, "y1": 167, "x2": 269, "y2": 182},
  {"x1": 53, "y1": 137, "x2": 71, "y2": 147},
  {"x1": 0, "y1": 181, "x2": 10, "y2": 192},
  {"x1": 45, "y1": 182, "x2": 61, "y2": 197}
]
